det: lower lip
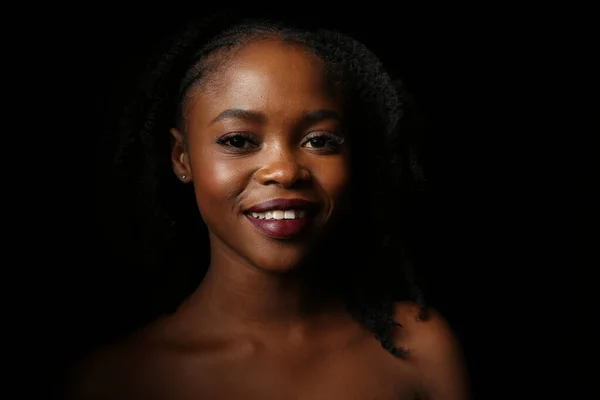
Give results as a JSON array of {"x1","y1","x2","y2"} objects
[{"x1": 244, "y1": 214, "x2": 310, "y2": 239}]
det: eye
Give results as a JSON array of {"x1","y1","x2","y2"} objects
[
  {"x1": 302, "y1": 132, "x2": 345, "y2": 151},
  {"x1": 216, "y1": 132, "x2": 258, "y2": 151},
  {"x1": 305, "y1": 137, "x2": 329, "y2": 148},
  {"x1": 225, "y1": 136, "x2": 249, "y2": 148}
]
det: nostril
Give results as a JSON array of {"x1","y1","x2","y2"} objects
[{"x1": 255, "y1": 160, "x2": 310, "y2": 182}]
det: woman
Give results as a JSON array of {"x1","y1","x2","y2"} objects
[{"x1": 71, "y1": 13, "x2": 470, "y2": 400}]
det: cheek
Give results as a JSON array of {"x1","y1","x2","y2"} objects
[
  {"x1": 191, "y1": 154, "x2": 247, "y2": 215},
  {"x1": 314, "y1": 157, "x2": 352, "y2": 201}
]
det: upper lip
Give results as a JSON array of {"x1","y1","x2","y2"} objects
[{"x1": 245, "y1": 198, "x2": 319, "y2": 214}]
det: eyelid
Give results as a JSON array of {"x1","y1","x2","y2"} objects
[
  {"x1": 301, "y1": 131, "x2": 345, "y2": 153},
  {"x1": 216, "y1": 130, "x2": 344, "y2": 148},
  {"x1": 303, "y1": 130, "x2": 345, "y2": 142},
  {"x1": 214, "y1": 131, "x2": 260, "y2": 154},
  {"x1": 216, "y1": 131, "x2": 256, "y2": 143},
  {"x1": 218, "y1": 131, "x2": 254, "y2": 139}
]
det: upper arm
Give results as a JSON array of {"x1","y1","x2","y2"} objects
[{"x1": 394, "y1": 302, "x2": 471, "y2": 400}]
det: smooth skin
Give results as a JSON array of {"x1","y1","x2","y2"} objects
[{"x1": 69, "y1": 40, "x2": 469, "y2": 399}]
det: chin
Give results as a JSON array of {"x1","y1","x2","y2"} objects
[{"x1": 245, "y1": 244, "x2": 314, "y2": 274}]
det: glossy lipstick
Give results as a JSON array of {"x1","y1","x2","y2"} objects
[{"x1": 244, "y1": 198, "x2": 317, "y2": 239}]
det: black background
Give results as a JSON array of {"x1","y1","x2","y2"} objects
[{"x1": 31, "y1": 4, "x2": 595, "y2": 398}]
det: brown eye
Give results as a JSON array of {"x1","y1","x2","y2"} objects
[
  {"x1": 302, "y1": 132, "x2": 345, "y2": 151},
  {"x1": 228, "y1": 136, "x2": 249, "y2": 148},
  {"x1": 216, "y1": 132, "x2": 257, "y2": 151},
  {"x1": 305, "y1": 137, "x2": 329, "y2": 148}
]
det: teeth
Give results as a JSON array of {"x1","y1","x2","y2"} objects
[
  {"x1": 249, "y1": 210, "x2": 307, "y2": 220},
  {"x1": 283, "y1": 210, "x2": 295, "y2": 219}
]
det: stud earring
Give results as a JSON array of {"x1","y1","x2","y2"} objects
[{"x1": 181, "y1": 174, "x2": 187, "y2": 180}]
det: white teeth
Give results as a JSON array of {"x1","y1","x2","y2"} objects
[
  {"x1": 248, "y1": 209, "x2": 307, "y2": 220},
  {"x1": 283, "y1": 210, "x2": 295, "y2": 219}
]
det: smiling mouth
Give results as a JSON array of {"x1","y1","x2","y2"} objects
[
  {"x1": 243, "y1": 209, "x2": 314, "y2": 239},
  {"x1": 245, "y1": 209, "x2": 308, "y2": 220},
  {"x1": 243, "y1": 198, "x2": 319, "y2": 239}
]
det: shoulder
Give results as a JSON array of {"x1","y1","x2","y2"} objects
[
  {"x1": 392, "y1": 301, "x2": 471, "y2": 400},
  {"x1": 62, "y1": 322, "x2": 192, "y2": 400},
  {"x1": 62, "y1": 342, "x2": 139, "y2": 400},
  {"x1": 391, "y1": 301, "x2": 462, "y2": 354},
  {"x1": 62, "y1": 345, "x2": 124, "y2": 400}
]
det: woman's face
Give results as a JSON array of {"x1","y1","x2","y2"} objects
[{"x1": 171, "y1": 39, "x2": 351, "y2": 273}]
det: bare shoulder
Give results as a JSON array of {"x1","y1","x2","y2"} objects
[
  {"x1": 392, "y1": 301, "x2": 462, "y2": 351},
  {"x1": 393, "y1": 301, "x2": 471, "y2": 400},
  {"x1": 61, "y1": 318, "x2": 204, "y2": 400},
  {"x1": 61, "y1": 342, "x2": 136, "y2": 400}
]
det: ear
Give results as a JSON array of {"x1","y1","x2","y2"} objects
[{"x1": 170, "y1": 128, "x2": 191, "y2": 183}]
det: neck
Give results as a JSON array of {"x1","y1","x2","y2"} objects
[{"x1": 178, "y1": 234, "x2": 345, "y2": 334}]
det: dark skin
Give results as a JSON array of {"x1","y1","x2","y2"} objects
[{"x1": 70, "y1": 40, "x2": 469, "y2": 399}]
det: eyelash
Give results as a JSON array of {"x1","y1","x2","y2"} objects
[
  {"x1": 303, "y1": 132, "x2": 345, "y2": 151},
  {"x1": 216, "y1": 131, "x2": 345, "y2": 153},
  {"x1": 216, "y1": 132, "x2": 257, "y2": 150}
]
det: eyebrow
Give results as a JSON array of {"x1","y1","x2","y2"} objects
[
  {"x1": 210, "y1": 109, "x2": 266, "y2": 125},
  {"x1": 209, "y1": 108, "x2": 341, "y2": 126},
  {"x1": 301, "y1": 109, "x2": 342, "y2": 126}
]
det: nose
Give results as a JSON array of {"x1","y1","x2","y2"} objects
[{"x1": 255, "y1": 149, "x2": 311, "y2": 188}]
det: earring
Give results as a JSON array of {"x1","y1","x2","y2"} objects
[{"x1": 181, "y1": 174, "x2": 187, "y2": 180}]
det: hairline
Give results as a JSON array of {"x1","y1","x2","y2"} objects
[{"x1": 177, "y1": 34, "x2": 339, "y2": 133}]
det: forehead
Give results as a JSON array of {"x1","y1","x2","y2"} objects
[
  {"x1": 185, "y1": 40, "x2": 341, "y2": 123},
  {"x1": 229, "y1": 39, "x2": 327, "y2": 79}
]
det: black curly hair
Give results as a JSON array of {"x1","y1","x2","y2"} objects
[{"x1": 97, "y1": 11, "x2": 429, "y2": 358}]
